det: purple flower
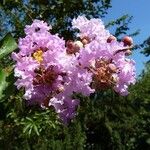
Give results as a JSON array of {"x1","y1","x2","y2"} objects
[
  {"x1": 24, "y1": 19, "x2": 51, "y2": 35},
  {"x1": 72, "y1": 16, "x2": 136, "y2": 95},
  {"x1": 72, "y1": 16, "x2": 110, "y2": 42},
  {"x1": 12, "y1": 17, "x2": 136, "y2": 124},
  {"x1": 12, "y1": 20, "x2": 80, "y2": 123}
]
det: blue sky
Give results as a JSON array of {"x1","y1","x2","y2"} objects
[{"x1": 103, "y1": 0, "x2": 150, "y2": 76}]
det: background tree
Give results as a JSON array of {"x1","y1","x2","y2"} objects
[
  {"x1": 0, "y1": 0, "x2": 112, "y2": 39},
  {"x1": 141, "y1": 37, "x2": 150, "y2": 59}
]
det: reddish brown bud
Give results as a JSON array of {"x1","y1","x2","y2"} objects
[
  {"x1": 66, "y1": 40, "x2": 74, "y2": 49},
  {"x1": 81, "y1": 36, "x2": 90, "y2": 45},
  {"x1": 107, "y1": 35, "x2": 117, "y2": 43},
  {"x1": 66, "y1": 48, "x2": 75, "y2": 55},
  {"x1": 122, "y1": 36, "x2": 133, "y2": 46},
  {"x1": 66, "y1": 41, "x2": 82, "y2": 55},
  {"x1": 74, "y1": 45, "x2": 80, "y2": 52}
]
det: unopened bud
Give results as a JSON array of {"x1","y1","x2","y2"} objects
[
  {"x1": 125, "y1": 49, "x2": 132, "y2": 56},
  {"x1": 122, "y1": 36, "x2": 133, "y2": 46},
  {"x1": 66, "y1": 48, "x2": 75, "y2": 55},
  {"x1": 66, "y1": 40, "x2": 74, "y2": 49},
  {"x1": 107, "y1": 35, "x2": 117, "y2": 43},
  {"x1": 81, "y1": 36, "x2": 90, "y2": 45},
  {"x1": 74, "y1": 41, "x2": 83, "y2": 48},
  {"x1": 73, "y1": 41, "x2": 82, "y2": 53},
  {"x1": 66, "y1": 40, "x2": 82, "y2": 54}
]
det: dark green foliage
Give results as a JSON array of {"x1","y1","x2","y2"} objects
[
  {"x1": 106, "y1": 14, "x2": 140, "y2": 42},
  {"x1": 106, "y1": 15, "x2": 133, "y2": 38},
  {"x1": 0, "y1": 93, "x2": 86, "y2": 149},
  {"x1": 128, "y1": 65, "x2": 150, "y2": 150},
  {"x1": 141, "y1": 37, "x2": 150, "y2": 57},
  {"x1": 1, "y1": 86, "x2": 150, "y2": 150},
  {"x1": 0, "y1": 0, "x2": 112, "y2": 40},
  {"x1": 134, "y1": 36, "x2": 150, "y2": 53},
  {"x1": 0, "y1": 33, "x2": 17, "y2": 100}
]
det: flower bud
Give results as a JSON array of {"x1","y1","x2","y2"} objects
[
  {"x1": 66, "y1": 40, "x2": 82, "y2": 54},
  {"x1": 81, "y1": 36, "x2": 90, "y2": 45},
  {"x1": 125, "y1": 49, "x2": 132, "y2": 56},
  {"x1": 107, "y1": 35, "x2": 117, "y2": 43},
  {"x1": 66, "y1": 40, "x2": 74, "y2": 49},
  {"x1": 122, "y1": 36, "x2": 133, "y2": 46},
  {"x1": 74, "y1": 41, "x2": 83, "y2": 52},
  {"x1": 66, "y1": 48, "x2": 75, "y2": 55},
  {"x1": 74, "y1": 41, "x2": 83, "y2": 48}
]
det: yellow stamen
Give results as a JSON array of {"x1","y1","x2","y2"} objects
[{"x1": 33, "y1": 49, "x2": 43, "y2": 63}]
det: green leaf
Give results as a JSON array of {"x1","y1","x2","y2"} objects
[
  {"x1": 33, "y1": 124, "x2": 40, "y2": 136},
  {"x1": 28, "y1": 126, "x2": 33, "y2": 136},
  {"x1": 146, "y1": 138, "x2": 150, "y2": 145},
  {"x1": 26, "y1": 117, "x2": 33, "y2": 122},
  {"x1": 0, "y1": 69, "x2": 9, "y2": 99},
  {"x1": 23, "y1": 124, "x2": 32, "y2": 134},
  {"x1": 0, "y1": 66, "x2": 14, "y2": 101},
  {"x1": 0, "y1": 33, "x2": 17, "y2": 59}
]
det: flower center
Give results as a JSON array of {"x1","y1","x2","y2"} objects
[
  {"x1": 92, "y1": 59, "x2": 118, "y2": 90},
  {"x1": 32, "y1": 49, "x2": 43, "y2": 63},
  {"x1": 33, "y1": 66, "x2": 58, "y2": 86}
]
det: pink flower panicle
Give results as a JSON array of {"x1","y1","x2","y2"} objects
[
  {"x1": 70, "y1": 16, "x2": 136, "y2": 96},
  {"x1": 12, "y1": 16, "x2": 136, "y2": 123},
  {"x1": 12, "y1": 20, "x2": 80, "y2": 123}
]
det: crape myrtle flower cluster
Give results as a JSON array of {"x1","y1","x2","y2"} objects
[{"x1": 12, "y1": 16, "x2": 136, "y2": 123}]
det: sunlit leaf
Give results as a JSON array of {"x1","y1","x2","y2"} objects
[
  {"x1": 23, "y1": 124, "x2": 31, "y2": 134},
  {"x1": 0, "y1": 33, "x2": 17, "y2": 59},
  {"x1": 33, "y1": 125, "x2": 40, "y2": 136},
  {"x1": 0, "y1": 69, "x2": 9, "y2": 99}
]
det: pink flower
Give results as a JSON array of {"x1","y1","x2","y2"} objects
[
  {"x1": 12, "y1": 20, "x2": 80, "y2": 123},
  {"x1": 12, "y1": 16, "x2": 136, "y2": 124},
  {"x1": 72, "y1": 16, "x2": 136, "y2": 95}
]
